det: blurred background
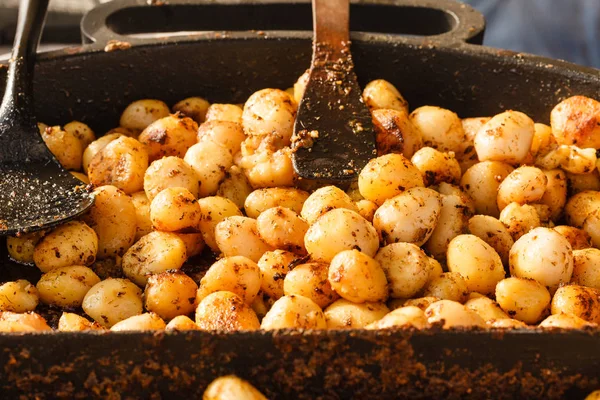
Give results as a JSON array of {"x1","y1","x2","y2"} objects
[{"x1": 0, "y1": 0, "x2": 599, "y2": 68}]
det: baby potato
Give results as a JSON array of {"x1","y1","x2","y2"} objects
[
  {"x1": 71, "y1": 171, "x2": 90, "y2": 184},
  {"x1": 564, "y1": 190, "x2": 600, "y2": 228},
  {"x1": 362, "y1": 79, "x2": 408, "y2": 113},
  {"x1": 0, "y1": 312, "x2": 51, "y2": 332},
  {"x1": 82, "y1": 278, "x2": 143, "y2": 327},
  {"x1": 41, "y1": 125, "x2": 83, "y2": 170},
  {"x1": 217, "y1": 166, "x2": 254, "y2": 209},
  {"x1": 144, "y1": 270, "x2": 198, "y2": 320},
  {"x1": 538, "y1": 169, "x2": 567, "y2": 221},
  {"x1": 256, "y1": 207, "x2": 308, "y2": 254},
  {"x1": 175, "y1": 233, "x2": 205, "y2": 258},
  {"x1": 567, "y1": 171, "x2": 600, "y2": 195},
  {"x1": 572, "y1": 248, "x2": 600, "y2": 289},
  {"x1": 424, "y1": 192, "x2": 472, "y2": 262},
  {"x1": 150, "y1": 187, "x2": 201, "y2": 232},
  {"x1": 120, "y1": 99, "x2": 170, "y2": 132},
  {"x1": 358, "y1": 153, "x2": 424, "y2": 205},
  {"x1": 460, "y1": 161, "x2": 514, "y2": 217},
  {"x1": 374, "y1": 243, "x2": 433, "y2": 299},
  {"x1": 64, "y1": 121, "x2": 96, "y2": 149},
  {"x1": 257, "y1": 250, "x2": 299, "y2": 299},
  {"x1": 464, "y1": 296, "x2": 509, "y2": 322},
  {"x1": 198, "y1": 120, "x2": 246, "y2": 155},
  {"x1": 184, "y1": 140, "x2": 234, "y2": 197},
  {"x1": 33, "y1": 221, "x2": 98, "y2": 272},
  {"x1": 366, "y1": 306, "x2": 428, "y2": 329},
  {"x1": 172, "y1": 96, "x2": 210, "y2": 124},
  {"x1": 324, "y1": 299, "x2": 389, "y2": 329},
  {"x1": 425, "y1": 300, "x2": 486, "y2": 328},
  {"x1": 410, "y1": 106, "x2": 467, "y2": 153},
  {"x1": 301, "y1": 186, "x2": 358, "y2": 225},
  {"x1": 550, "y1": 95, "x2": 600, "y2": 148},
  {"x1": 305, "y1": 208, "x2": 379, "y2": 263},
  {"x1": 372, "y1": 109, "x2": 423, "y2": 158},
  {"x1": 328, "y1": 250, "x2": 388, "y2": 303},
  {"x1": 195, "y1": 290, "x2": 260, "y2": 331},
  {"x1": 197, "y1": 256, "x2": 261, "y2": 305},
  {"x1": 551, "y1": 285, "x2": 600, "y2": 324},
  {"x1": 111, "y1": 313, "x2": 166, "y2": 331},
  {"x1": 423, "y1": 272, "x2": 469, "y2": 303},
  {"x1": 499, "y1": 203, "x2": 541, "y2": 241},
  {"x1": 495, "y1": 277, "x2": 550, "y2": 324},
  {"x1": 509, "y1": 227, "x2": 573, "y2": 291},
  {"x1": 82, "y1": 133, "x2": 123, "y2": 173},
  {"x1": 554, "y1": 226, "x2": 592, "y2": 250},
  {"x1": 82, "y1": 185, "x2": 137, "y2": 259},
  {"x1": 242, "y1": 89, "x2": 297, "y2": 145},
  {"x1": 138, "y1": 114, "x2": 199, "y2": 161},
  {"x1": 7, "y1": 230, "x2": 46, "y2": 264},
  {"x1": 240, "y1": 147, "x2": 296, "y2": 189},
  {"x1": 131, "y1": 191, "x2": 153, "y2": 241},
  {"x1": 355, "y1": 200, "x2": 378, "y2": 222},
  {"x1": 447, "y1": 234, "x2": 505, "y2": 295},
  {"x1": 144, "y1": 156, "x2": 200, "y2": 201},
  {"x1": 122, "y1": 231, "x2": 187, "y2": 286},
  {"x1": 58, "y1": 312, "x2": 104, "y2": 331},
  {"x1": 411, "y1": 147, "x2": 461, "y2": 186},
  {"x1": 244, "y1": 188, "x2": 309, "y2": 218},
  {"x1": 373, "y1": 187, "x2": 442, "y2": 246},
  {"x1": 284, "y1": 262, "x2": 338, "y2": 308},
  {"x1": 165, "y1": 315, "x2": 199, "y2": 331},
  {"x1": 0, "y1": 280, "x2": 39, "y2": 312},
  {"x1": 583, "y1": 212, "x2": 600, "y2": 248},
  {"x1": 197, "y1": 196, "x2": 243, "y2": 252},
  {"x1": 401, "y1": 297, "x2": 440, "y2": 311},
  {"x1": 539, "y1": 312, "x2": 593, "y2": 328},
  {"x1": 467, "y1": 215, "x2": 514, "y2": 266},
  {"x1": 88, "y1": 136, "x2": 149, "y2": 194},
  {"x1": 490, "y1": 318, "x2": 528, "y2": 329},
  {"x1": 497, "y1": 166, "x2": 548, "y2": 211},
  {"x1": 474, "y1": 110, "x2": 535, "y2": 165},
  {"x1": 215, "y1": 216, "x2": 274, "y2": 262},
  {"x1": 462, "y1": 117, "x2": 490, "y2": 143},
  {"x1": 205, "y1": 103, "x2": 243, "y2": 124},
  {"x1": 37, "y1": 265, "x2": 101, "y2": 308},
  {"x1": 261, "y1": 294, "x2": 326, "y2": 330},
  {"x1": 531, "y1": 123, "x2": 557, "y2": 157},
  {"x1": 203, "y1": 375, "x2": 267, "y2": 400}
]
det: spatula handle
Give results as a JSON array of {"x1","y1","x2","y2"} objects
[{"x1": 312, "y1": 0, "x2": 349, "y2": 50}]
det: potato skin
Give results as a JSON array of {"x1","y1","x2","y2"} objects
[
  {"x1": 324, "y1": 299, "x2": 389, "y2": 329},
  {"x1": 362, "y1": 79, "x2": 408, "y2": 113},
  {"x1": 372, "y1": 109, "x2": 422, "y2": 158},
  {"x1": 0, "y1": 280, "x2": 39, "y2": 313},
  {"x1": 37, "y1": 266, "x2": 101, "y2": 308},
  {"x1": 551, "y1": 96, "x2": 600, "y2": 149},
  {"x1": 82, "y1": 278, "x2": 143, "y2": 328},
  {"x1": 197, "y1": 256, "x2": 261, "y2": 305},
  {"x1": 551, "y1": 285, "x2": 600, "y2": 324},
  {"x1": 120, "y1": 99, "x2": 170, "y2": 132},
  {"x1": 144, "y1": 156, "x2": 200, "y2": 201},
  {"x1": 195, "y1": 291, "x2": 260, "y2": 331},
  {"x1": 328, "y1": 250, "x2": 388, "y2": 303},
  {"x1": 284, "y1": 262, "x2": 339, "y2": 308},
  {"x1": 144, "y1": 270, "x2": 198, "y2": 320},
  {"x1": 138, "y1": 114, "x2": 199, "y2": 161},
  {"x1": 260, "y1": 295, "x2": 326, "y2": 330},
  {"x1": 33, "y1": 221, "x2": 98, "y2": 272}
]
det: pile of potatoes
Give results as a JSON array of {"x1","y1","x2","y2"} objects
[{"x1": 3, "y1": 73, "x2": 600, "y2": 333}]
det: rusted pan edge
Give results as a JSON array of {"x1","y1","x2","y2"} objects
[{"x1": 1, "y1": 328, "x2": 599, "y2": 399}]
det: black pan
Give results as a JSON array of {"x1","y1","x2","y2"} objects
[{"x1": 1, "y1": 0, "x2": 600, "y2": 398}]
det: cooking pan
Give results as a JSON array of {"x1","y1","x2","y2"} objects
[{"x1": 1, "y1": 0, "x2": 600, "y2": 398}]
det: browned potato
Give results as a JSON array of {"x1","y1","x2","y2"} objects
[
  {"x1": 195, "y1": 291, "x2": 260, "y2": 331},
  {"x1": 372, "y1": 109, "x2": 422, "y2": 158},
  {"x1": 172, "y1": 96, "x2": 210, "y2": 124},
  {"x1": 138, "y1": 114, "x2": 199, "y2": 161},
  {"x1": 284, "y1": 262, "x2": 339, "y2": 308},
  {"x1": 150, "y1": 187, "x2": 201, "y2": 232},
  {"x1": 144, "y1": 271, "x2": 198, "y2": 320},
  {"x1": 33, "y1": 221, "x2": 98, "y2": 272},
  {"x1": 144, "y1": 156, "x2": 200, "y2": 201},
  {"x1": 120, "y1": 99, "x2": 170, "y2": 132},
  {"x1": 551, "y1": 96, "x2": 600, "y2": 149}
]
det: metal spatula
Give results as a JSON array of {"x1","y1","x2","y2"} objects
[
  {"x1": 292, "y1": 0, "x2": 376, "y2": 182},
  {"x1": 0, "y1": 0, "x2": 93, "y2": 236}
]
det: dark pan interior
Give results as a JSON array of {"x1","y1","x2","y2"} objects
[{"x1": 0, "y1": 36, "x2": 599, "y2": 398}]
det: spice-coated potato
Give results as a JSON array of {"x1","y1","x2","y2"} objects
[
  {"x1": 571, "y1": 248, "x2": 600, "y2": 289},
  {"x1": 366, "y1": 306, "x2": 428, "y2": 329},
  {"x1": 460, "y1": 161, "x2": 514, "y2": 217},
  {"x1": 64, "y1": 121, "x2": 96, "y2": 149},
  {"x1": 205, "y1": 103, "x2": 243, "y2": 124},
  {"x1": 82, "y1": 133, "x2": 123, "y2": 174},
  {"x1": 373, "y1": 187, "x2": 442, "y2": 246},
  {"x1": 324, "y1": 299, "x2": 389, "y2": 329},
  {"x1": 497, "y1": 166, "x2": 548, "y2": 211},
  {"x1": 242, "y1": 89, "x2": 296, "y2": 146},
  {"x1": 530, "y1": 123, "x2": 557, "y2": 157},
  {"x1": 195, "y1": 291, "x2": 260, "y2": 331},
  {"x1": 447, "y1": 234, "x2": 505, "y2": 295},
  {"x1": 425, "y1": 300, "x2": 486, "y2": 328},
  {"x1": 0, "y1": 312, "x2": 51, "y2": 332},
  {"x1": 550, "y1": 95, "x2": 600, "y2": 149},
  {"x1": 217, "y1": 166, "x2": 254, "y2": 209},
  {"x1": 305, "y1": 208, "x2": 379, "y2": 263},
  {"x1": 564, "y1": 190, "x2": 600, "y2": 228},
  {"x1": 144, "y1": 156, "x2": 200, "y2": 201},
  {"x1": 539, "y1": 312, "x2": 593, "y2": 328},
  {"x1": 150, "y1": 187, "x2": 201, "y2": 232},
  {"x1": 328, "y1": 250, "x2": 388, "y2": 303},
  {"x1": 284, "y1": 262, "x2": 338, "y2": 308},
  {"x1": 172, "y1": 96, "x2": 210, "y2": 124},
  {"x1": 554, "y1": 226, "x2": 592, "y2": 250},
  {"x1": 88, "y1": 136, "x2": 149, "y2": 194},
  {"x1": 82, "y1": 185, "x2": 137, "y2": 259},
  {"x1": 358, "y1": 153, "x2": 424, "y2": 205},
  {"x1": 197, "y1": 196, "x2": 242, "y2": 252},
  {"x1": 121, "y1": 231, "x2": 187, "y2": 286},
  {"x1": 411, "y1": 147, "x2": 461, "y2": 186},
  {"x1": 7, "y1": 230, "x2": 46, "y2": 265},
  {"x1": 551, "y1": 285, "x2": 600, "y2": 324},
  {"x1": 33, "y1": 221, "x2": 98, "y2": 272},
  {"x1": 401, "y1": 297, "x2": 440, "y2": 311},
  {"x1": 165, "y1": 315, "x2": 199, "y2": 331},
  {"x1": 260, "y1": 295, "x2": 326, "y2": 330},
  {"x1": 538, "y1": 169, "x2": 567, "y2": 221},
  {"x1": 467, "y1": 215, "x2": 514, "y2": 266},
  {"x1": 198, "y1": 120, "x2": 246, "y2": 156},
  {"x1": 464, "y1": 296, "x2": 509, "y2": 322},
  {"x1": 257, "y1": 250, "x2": 299, "y2": 300},
  {"x1": 144, "y1": 270, "x2": 198, "y2": 320},
  {"x1": 499, "y1": 202, "x2": 541, "y2": 241},
  {"x1": 566, "y1": 171, "x2": 600, "y2": 195},
  {"x1": 245, "y1": 188, "x2": 309, "y2": 219},
  {"x1": 58, "y1": 312, "x2": 104, "y2": 331},
  {"x1": 372, "y1": 109, "x2": 422, "y2": 158},
  {"x1": 410, "y1": 106, "x2": 467, "y2": 153},
  {"x1": 184, "y1": 140, "x2": 234, "y2": 197},
  {"x1": 0, "y1": 280, "x2": 39, "y2": 313},
  {"x1": 131, "y1": 191, "x2": 153, "y2": 241},
  {"x1": 37, "y1": 266, "x2": 101, "y2": 308},
  {"x1": 214, "y1": 216, "x2": 274, "y2": 262},
  {"x1": 374, "y1": 243, "x2": 433, "y2": 299},
  {"x1": 139, "y1": 114, "x2": 199, "y2": 161},
  {"x1": 120, "y1": 99, "x2": 170, "y2": 133},
  {"x1": 495, "y1": 277, "x2": 550, "y2": 324},
  {"x1": 41, "y1": 125, "x2": 83, "y2": 170},
  {"x1": 256, "y1": 207, "x2": 308, "y2": 254},
  {"x1": 82, "y1": 278, "x2": 143, "y2": 327},
  {"x1": 362, "y1": 79, "x2": 408, "y2": 113},
  {"x1": 301, "y1": 185, "x2": 358, "y2": 225},
  {"x1": 423, "y1": 272, "x2": 469, "y2": 303},
  {"x1": 111, "y1": 312, "x2": 166, "y2": 331},
  {"x1": 197, "y1": 256, "x2": 261, "y2": 305},
  {"x1": 203, "y1": 375, "x2": 267, "y2": 400}
]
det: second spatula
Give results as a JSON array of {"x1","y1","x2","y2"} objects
[{"x1": 292, "y1": 0, "x2": 377, "y2": 182}]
